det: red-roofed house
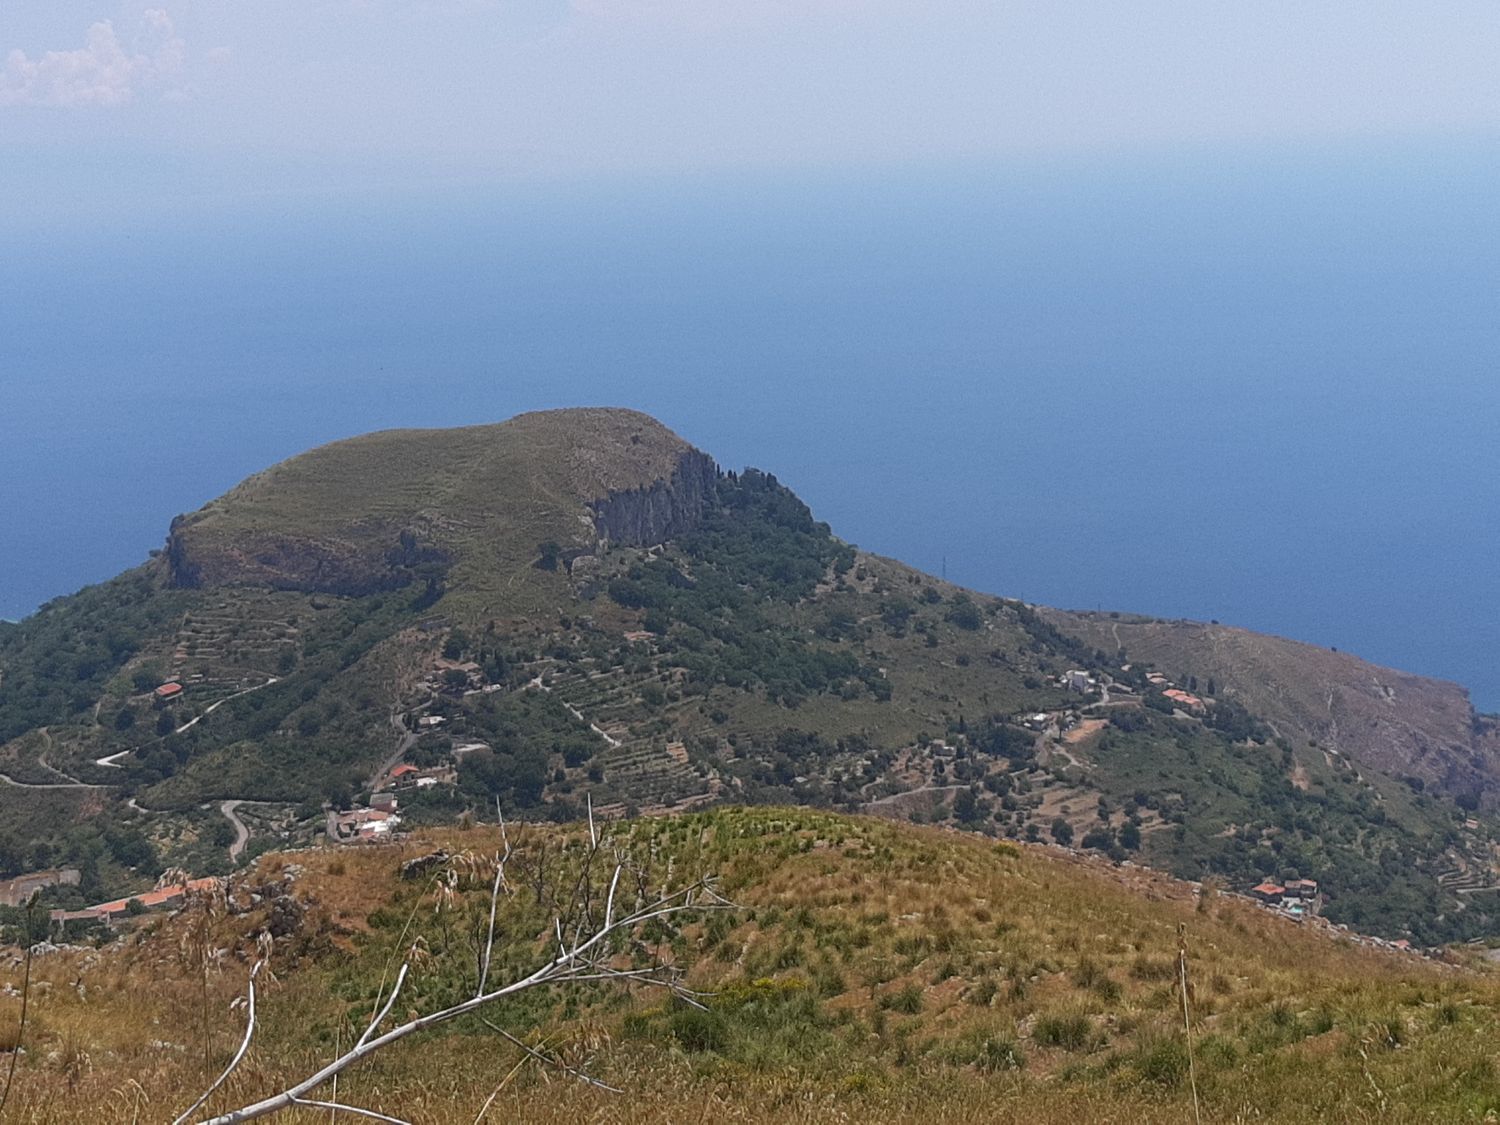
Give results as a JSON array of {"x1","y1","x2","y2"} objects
[
  {"x1": 53, "y1": 876, "x2": 220, "y2": 924},
  {"x1": 155, "y1": 682, "x2": 185, "y2": 700},
  {"x1": 389, "y1": 764, "x2": 419, "y2": 780},
  {"x1": 1251, "y1": 881, "x2": 1286, "y2": 903}
]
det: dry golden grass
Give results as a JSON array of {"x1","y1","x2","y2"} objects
[{"x1": 0, "y1": 808, "x2": 1495, "y2": 1122}]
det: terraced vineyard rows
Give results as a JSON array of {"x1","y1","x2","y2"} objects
[
  {"x1": 545, "y1": 662, "x2": 712, "y2": 810},
  {"x1": 171, "y1": 608, "x2": 300, "y2": 686}
]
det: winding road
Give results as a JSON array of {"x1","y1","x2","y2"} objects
[
  {"x1": 0, "y1": 771, "x2": 107, "y2": 790},
  {"x1": 220, "y1": 800, "x2": 251, "y2": 861},
  {"x1": 0, "y1": 728, "x2": 107, "y2": 789},
  {"x1": 94, "y1": 677, "x2": 280, "y2": 768}
]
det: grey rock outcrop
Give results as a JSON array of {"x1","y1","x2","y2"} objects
[{"x1": 589, "y1": 450, "x2": 717, "y2": 548}]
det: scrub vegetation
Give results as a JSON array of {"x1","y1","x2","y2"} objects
[{"x1": 2, "y1": 809, "x2": 1495, "y2": 1122}]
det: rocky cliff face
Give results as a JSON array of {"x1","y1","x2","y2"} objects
[
  {"x1": 165, "y1": 447, "x2": 718, "y2": 595},
  {"x1": 166, "y1": 518, "x2": 450, "y2": 597},
  {"x1": 589, "y1": 450, "x2": 717, "y2": 548}
]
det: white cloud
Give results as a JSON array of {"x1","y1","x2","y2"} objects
[{"x1": 1, "y1": 10, "x2": 188, "y2": 108}]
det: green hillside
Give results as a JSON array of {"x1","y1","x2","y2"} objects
[{"x1": 0, "y1": 409, "x2": 1494, "y2": 944}]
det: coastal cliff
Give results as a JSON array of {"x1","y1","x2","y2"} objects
[{"x1": 589, "y1": 450, "x2": 717, "y2": 547}]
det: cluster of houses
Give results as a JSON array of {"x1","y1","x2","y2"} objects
[
  {"x1": 330, "y1": 800, "x2": 402, "y2": 843},
  {"x1": 1161, "y1": 688, "x2": 1205, "y2": 711},
  {"x1": 419, "y1": 660, "x2": 506, "y2": 700},
  {"x1": 1139, "y1": 672, "x2": 1205, "y2": 712},
  {"x1": 1250, "y1": 877, "x2": 1322, "y2": 918},
  {"x1": 326, "y1": 760, "x2": 457, "y2": 844}
]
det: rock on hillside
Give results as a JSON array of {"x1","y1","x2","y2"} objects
[
  {"x1": 1047, "y1": 610, "x2": 1499, "y2": 807},
  {"x1": 165, "y1": 408, "x2": 718, "y2": 595}
]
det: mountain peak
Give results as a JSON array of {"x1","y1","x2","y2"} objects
[{"x1": 165, "y1": 408, "x2": 715, "y2": 597}]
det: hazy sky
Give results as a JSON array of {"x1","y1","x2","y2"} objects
[{"x1": 5, "y1": 2, "x2": 1500, "y2": 211}]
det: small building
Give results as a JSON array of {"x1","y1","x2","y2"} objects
[
  {"x1": 53, "y1": 877, "x2": 221, "y2": 924},
  {"x1": 417, "y1": 715, "x2": 447, "y2": 729},
  {"x1": 1163, "y1": 688, "x2": 1205, "y2": 711},
  {"x1": 370, "y1": 792, "x2": 398, "y2": 813},
  {"x1": 1284, "y1": 878, "x2": 1320, "y2": 899},
  {"x1": 624, "y1": 630, "x2": 655, "y2": 643},
  {"x1": 1251, "y1": 881, "x2": 1286, "y2": 903},
  {"x1": 49, "y1": 907, "x2": 113, "y2": 930},
  {"x1": 1066, "y1": 670, "x2": 1093, "y2": 693},
  {"x1": 155, "y1": 682, "x2": 185, "y2": 701},
  {"x1": 392, "y1": 766, "x2": 458, "y2": 790},
  {"x1": 389, "y1": 764, "x2": 419, "y2": 781},
  {"x1": 0, "y1": 867, "x2": 81, "y2": 907},
  {"x1": 332, "y1": 807, "x2": 402, "y2": 842}
]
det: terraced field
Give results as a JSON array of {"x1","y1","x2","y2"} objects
[{"x1": 545, "y1": 661, "x2": 714, "y2": 810}]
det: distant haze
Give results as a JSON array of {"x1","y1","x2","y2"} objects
[{"x1": 2, "y1": 145, "x2": 1497, "y2": 709}]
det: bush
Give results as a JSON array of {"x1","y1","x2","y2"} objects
[
  {"x1": 880, "y1": 983, "x2": 924, "y2": 1014},
  {"x1": 1132, "y1": 1034, "x2": 1190, "y2": 1087},
  {"x1": 669, "y1": 1006, "x2": 729, "y2": 1053},
  {"x1": 944, "y1": 1031, "x2": 1026, "y2": 1072},
  {"x1": 1034, "y1": 1010, "x2": 1094, "y2": 1051}
]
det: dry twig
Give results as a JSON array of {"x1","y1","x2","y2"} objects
[{"x1": 180, "y1": 822, "x2": 730, "y2": 1124}]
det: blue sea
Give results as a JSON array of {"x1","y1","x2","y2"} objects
[{"x1": 3, "y1": 142, "x2": 1498, "y2": 709}]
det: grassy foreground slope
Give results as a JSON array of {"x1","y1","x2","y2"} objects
[{"x1": 2, "y1": 809, "x2": 1496, "y2": 1122}]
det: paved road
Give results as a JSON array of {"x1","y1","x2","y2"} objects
[
  {"x1": 95, "y1": 677, "x2": 280, "y2": 768},
  {"x1": 371, "y1": 706, "x2": 423, "y2": 787},
  {"x1": 865, "y1": 783, "x2": 971, "y2": 808},
  {"x1": 0, "y1": 771, "x2": 107, "y2": 790},
  {"x1": 221, "y1": 800, "x2": 251, "y2": 861}
]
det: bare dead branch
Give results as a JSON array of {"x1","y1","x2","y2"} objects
[
  {"x1": 603, "y1": 865, "x2": 622, "y2": 930},
  {"x1": 478, "y1": 1017, "x2": 622, "y2": 1094},
  {"x1": 0, "y1": 895, "x2": 39, "y2": 1120},
  {"x1": 358, "y1": 963, "x2": 409, "y2": 1051},
  {"x1": 289, "y1": 1097, "x2": 410, "y2": 1124},
  {"x1": 171, "y1": 959, "x2": 265, "y2": 1125},
  {"x1": 476, "y1": 802, "x2": 512, "y2": 997},
  {"x1": 194, "y1": 869, "x2": 730, "y2": 1124}
]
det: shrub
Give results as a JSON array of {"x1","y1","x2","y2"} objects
[
  {"x1": 669, "y1": 1006, "x2": 729, "y2": 1053},
  {"x1": 1034, "y1": 1010, "x2": 1094, "y2": 1051},
  {"x1": 881, "y1": 984, "x2": 924, "y2": 1014},
  {"x1": 1129, "y1": 955, "x2": 1176, "y2": 982},
  {"x1": 1132, "y1": 1034, "x2": 1191, "y2": 1087},
  {"x1": 967, "y1": 978, "x2": 999, "y2": 1007},
  {"x1": 944, "y1": 1031, "x2": 1026, "y2": 1072}
]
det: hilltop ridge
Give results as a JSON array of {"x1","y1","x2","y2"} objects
[{"x1": 166, "y1": 408, "x2": 716, "y2": 598}]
